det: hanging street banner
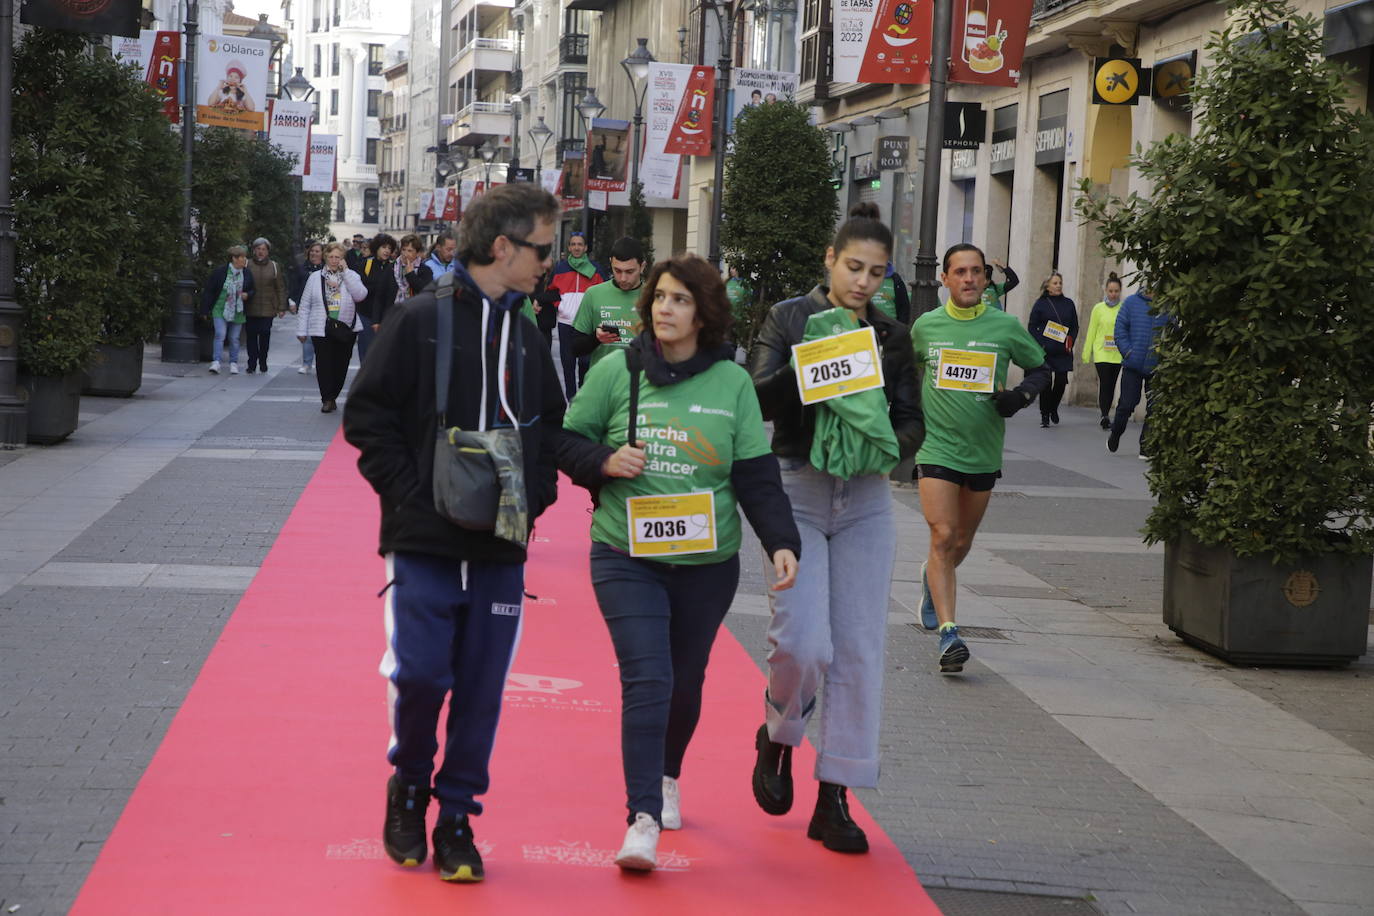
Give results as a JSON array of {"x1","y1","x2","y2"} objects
[
  {"x1": 268, "y1": 99, "x2": 313, "y2": 177},
  {"x1": 442, "y1": 187, "x2": 460, "y2": 221},
  {"x1": 585, "y1": 117, "x2": 630, "y2": 193},
  {"x1": 301, "y1": 134, "x2": 338, "y2": 193},
  {"x1": 728, "y1": 67, "x2": 800, "y2": 130},
  {"x1": 560, "y1": 151, "x2": 586, "y2": 211},
  {"x1": 948, "y1": 0, "x2": 1031, "y2": 86},
  {"x1": 662, "y1": 64, "x2": 716, "y2": 156},
  {"x1": 642, "y1": 63, "x2": 696, "y2": 199},
  {"x1": 113, "y1": 30, "x2": 182, "y2": 123},
  {"x1": 197, "y1": 34, "x2": 271, "y2": 131},
  {"x1": 833, "y1": 0, "x2": 933, "y2": 85},
  {"x1": 22, "y1": 0, "x2": 141, "y2": 37},
  {"x1": 461, "y1": 179, "x2": 480, "y2": 214},
  {"x1": 417, "y1": 191, "x2": 436, "y2": 222},
  {"x1": 540, "y1": 167, "x2": 562, "y2": 198},
  {"x1": 1092, "y1": 57, "x2": 1149, "y2": 105}
]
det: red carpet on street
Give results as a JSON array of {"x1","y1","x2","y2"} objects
[{"x1": 70, "y1": 432, "x2": 940, "y2": 914}]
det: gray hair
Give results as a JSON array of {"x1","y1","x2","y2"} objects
[
  {"x1": 456, "y1": 184, "x2": 560, "y2": 266},
  {"x1": 227, "y1": 245, "x2": 248, "y2": 259}
]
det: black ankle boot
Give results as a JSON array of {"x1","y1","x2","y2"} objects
[
  {"x1": 751, "y1": 724, "x2": 793, "y2": 815},
  {"x1": 807, "y1": 782, "x2": 868, "y2": 853}
]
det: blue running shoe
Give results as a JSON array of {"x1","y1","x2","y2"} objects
[
  {"x1": 919, "y1": 561, "x2": 938, "y2": 630},
  {"x1": 938, "y1": 626, "x2": 970, "y2": 673}
]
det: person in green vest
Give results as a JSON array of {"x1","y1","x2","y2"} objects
[
  {"x1": 910, "y1": 244, "x2": 1050, "y2": 672},
  {"x1": 1082, "y1": 272, "x2": 1124, "y2": 429},
  {"x1": 869, "y1": 263, "x2": 911, "y2": 323},
  {"x1": 725, "y1": 265, "x2": 752, "y2": 325},
  {"x1": 570, "y1": 236, "x2": 645, "y2": 368},
  {"x1": 980, "y1": 258, "x2": 1019, "y2": 311}
]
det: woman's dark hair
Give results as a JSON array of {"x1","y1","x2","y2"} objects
[
  {"x1": 398, "y1": 233, "x2": 423, "y2": 254},
  {"x1": 1105, "y1": 271, "x2": 1122, "y2": 288},
  {"x1": 371, "y1": 233, "x2": 399, "y2": 257},
  {"x1": 831, "y1": 202, "x2": 893, "y2": 258},
  {"x1": 636, "y1": 254, "x2": 733, "y2": 351},
  {"x1": 941, "y1": 242, "x2": 987, "y2": 272}
]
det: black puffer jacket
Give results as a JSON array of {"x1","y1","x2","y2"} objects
[{"x1": 748, "y1": 285, "x2": 923, "y2": 462}]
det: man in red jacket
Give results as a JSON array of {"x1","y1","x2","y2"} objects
[{"x1": 546, "y1": 232, "x2": 604, "y2": 399}]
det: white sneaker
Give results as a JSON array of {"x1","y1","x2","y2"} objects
[
  {"x1": 297, "y1": 365, "x2": 307, "y2": 374},
  {"x1": 661, "y1": 777, "x2": 681, "y2": 830},
  {"x1": 614, "y1": 812, "x2": 659, "y2": 871},
  {"x1": 229, "y1": 363, "x2": 239, "y2": 375},
  {"x1": 208, "y1": 361, "x2": 220, "y2": 374}
]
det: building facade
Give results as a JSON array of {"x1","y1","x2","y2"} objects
[{"x1": 379, "y1": 56, "x2": 410, "y2": 235}]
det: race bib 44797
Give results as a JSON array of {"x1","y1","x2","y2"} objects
[{"x1": 934, "y1": 348, "x2": 996, "y2": 393}]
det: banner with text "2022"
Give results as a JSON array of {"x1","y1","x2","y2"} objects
[
  {"x1": 641, "y1": 63, "x2": 714, "y2": 200},
  {"x1": 833, "y1": 0, "x2": 1032, "y2": 87},
  {"x1": 113, "y1": 30, "x2": 182, "y2": 123}
]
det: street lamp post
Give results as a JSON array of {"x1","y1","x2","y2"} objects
[
  {"x1": 0, "y1": 0, "x2": 25, "y2": 443},
  {"x1": 575, "y1": 88, "x2": 605, "y2": 240},
  {"x1": 427, "y1": 141, "x2": 466, "y2": 236},
  {"x1": 911, "y1": 0, "x2": 953, "y2": 316},
  {"x1": 282, "y1": 67, "x2": 317, "y2": 260},
  {"x1": 161, "y1": 0, "x2": 200, "y2": 363},
  {"x1": 528, "y1": 116, "x2": 553, "y2": 183},
  {"x1": 509, "y1": 94, "x2": 522, "y2": 179},
  {"x1": 620, "y1": 38, "x2": 655, "y2": 204},
  {"x1": 705, "y1": 0, "x2": 757, "y2": 272},
  {"x1": 245, "y1": 14, "x2": 284, "y2": 99},
  {"x1": 479, "y1": 139, "x2": 497, "y2": 191}
]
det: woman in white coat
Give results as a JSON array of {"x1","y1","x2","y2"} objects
[{"x1": 297, "y1": 241, "x2": 367, "y2": 413}]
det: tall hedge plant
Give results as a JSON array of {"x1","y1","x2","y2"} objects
[{"x1": 1076, "y1": 0, "x2": 1374, "y2": 563}]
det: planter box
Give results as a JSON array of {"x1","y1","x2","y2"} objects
[
  {"x1": 1164, "y1": 532, "x2": 1371, "y2": 667},
  {"x1": 19, "y1": 370, "x2": 82, "y2": 445},
  {"x1": 81, "y1": 341, "x2": 144, "y2": 397}
]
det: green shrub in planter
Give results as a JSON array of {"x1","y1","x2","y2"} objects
[{"x1": 1076, "y1": 0, "x2": 1374, "y2": 566}]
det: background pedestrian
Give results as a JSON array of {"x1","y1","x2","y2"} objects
[
  {"x1": 244, "y1": 238, "x2": 287, "y2": 374},
  {"x1": 296, "y1": 241, "x2": 366, "y2": 412},
  {"x1": 201, "y1": 244, "x2": 253, "y2": 375},
  {"x1": 1028, "y1": 272, "x2": 1078, "y2": 427},
  {"x1": 289, "y1": 240, "x2": 324, "y2": 373},
  {"x1": 1083, "y1": 273, "x2": 1124, "y2": 429}
]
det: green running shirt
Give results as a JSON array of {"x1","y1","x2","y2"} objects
[
  {"x1": 910, "y1": 305, "x2": 1046, "y2": 474},
  {"x1": 573, "y1": 282, "x2": 642, "y2": 368},
  {"x1": 563, "y1": 350, "x2": 772, "y2": 565}
]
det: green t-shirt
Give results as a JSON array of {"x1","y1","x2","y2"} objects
[
  {"x1": 573, "y1": 281, "x2": 642, "y2": 368},
  {"x1": 980, "y1": 282, "x2": 1008, "y2": 311},
  {"x1": 871, "y1": 277, "x2": 898, "y2": 320},
  {"x1": 725, "y1": 277, "x2": 752, "y2": 324},
  {"x1": 563, "y1": 350, "x2": 772, "y2": 565},
  {"x1": 910, "y1": 305, "x2": 1046, "y2": 474}
]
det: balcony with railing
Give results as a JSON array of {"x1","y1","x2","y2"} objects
[
  {"x1": 1031, "y1": 0, "x2": 1086, "y2": 19},
  {"x1": 452, "y1": 36, "x2": 516, "y2": 78},
  {"x1": 559, "y1": 33, "x2": 589, "y2": 65},
  {"x1": 448, "y1": 100, "x2": 515, "y2": 143}
]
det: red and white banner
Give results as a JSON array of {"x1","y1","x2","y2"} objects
[
  {"x1": 197, "y1": 34, "x2": 272, "y2": 131},
  {"x1": 301, "y1": 134, "x2": 338, "y2": 193},
  {"x1": 662, "y1": 64, "x2": 715, "y2": 157},
  {"x1": 418, "y1": 191, "x2": 436, "y2": 221},
  {"x1": 441, "y1": 187, "x2": 459, "y2": 221},
  {"x1": 833, "y1": 0, "x2": 933, "y2": 85},
  {"x1": 268, "y1": 99, "x2": 313, "y2": 176},
  {"x1": 641, "y1": 63, "x2": 696, "y2": 200},
  {"x1": 461, "y1": 179, "x2": 479, "y2": 213},
  {"x1": 948, "y1": 0, "x2": 1032, "y2": 86},
  {"x1": 541, "y1": 167, "x2": 562, "y2": 198},
  {"x1": 113, "y1": 30, "x2": 181, "y2": 123}
]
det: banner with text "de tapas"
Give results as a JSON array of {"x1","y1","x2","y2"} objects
[
  {"x1": 267, "y1": 100, "x2": 313, "y2": 177},
  {"x1": 833, "y1": 0, "x2": 933, "y2": 84},
  {"x1": 947, "y1": 0, "x2": 1033, "y2": 87},
  {"x1": 197, "y1": 34, "x2": 271, "y2": 131},
  {"x1": 662, "y1": 64, "x2": 716, "y2": 157},
  {"x1": 301, "y1": 134, "x2": 338, "y2": 193},
  {"x1": 22, "y1": 0, "x2": 141, "y2": 37}
]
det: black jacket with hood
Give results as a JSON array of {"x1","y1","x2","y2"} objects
[
  {"x1": 558, "y1": 332, "x2": 802, "y2": 561},
  {"x1": 748, "y1": 285, "x2": 924, "y2": 462},
  {"x1": 343, "y1": 261, "x2": 566, "y2": 564}
]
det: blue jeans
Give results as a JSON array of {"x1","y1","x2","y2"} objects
[
  {"x1": 380, "y1": 552, "x2": 525, "y2": 819},
  {"x1": 764, "y1": 460, "x2": 895, "y2": 788},
  {"x1": 1111, "y1": 366, "x2": 1154, "y2": 452},
  {"x1": 589, "y1": 542, "x2": 740, "y2": 824},
  {"x1": 356, "y1": 319, "x2": 375, "y2": 364},
  {"x1": 212, "y1": 316, "x2": 242, "y2": 365},
  {"x1": 300, "y1": 335, "x2": 315, "y2": 367}
]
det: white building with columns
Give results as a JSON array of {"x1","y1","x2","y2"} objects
[{"x1": 280, "y1": 0, "x2": 408, "y2": 241}]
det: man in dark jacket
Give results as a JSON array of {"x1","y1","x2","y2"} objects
[
  {"x1": 342, "y1": 184, "x2": 564, "y2": 885},
  {"x1": 244, "y1": 238, "x2": 287, "y2": 374},
  {"x1": 1108, "y1": 287, "x2": 1169, "y2": 456}
]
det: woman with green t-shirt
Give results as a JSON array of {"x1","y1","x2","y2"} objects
[
  {"x1": 1083, "y1": 273, "x2": 1124, "y2": 429},
  {"x1": 559, "y1": 254, "x2": 801, "y2": 873},
  {"x1": 747, "y1": 202, "x2": 923, "y2": 855}
]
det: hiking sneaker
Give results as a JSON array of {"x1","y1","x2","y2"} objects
[
  {"x1": 807, "y1": 782, "x2": 868, "y2": 853},
  {"x1": 383, "y1": 774, "x2": 430, "y2": 867},
  {"x1": 208, "y1": 361, "x2": 220, "y2": 374},
  {"x1": 614, "y1": 812, "x2": 660, "y2": 871},
  {"x1": 229, "y1": 363, "x2": 239, "y2": 375},
  {"x1": 297, "y1": 365, "x2": 308, "y2": 374},
  {"x1": 661, "y1": 776, "x2": 682, "y2": 830},
  {"x1": 938, "y1": 625, "x2": 971, "y2": 673},
  {"x1": 432, "y1": 814, "x2": 483, "y2": 882},
  {"x1": 751, "y1": 723, "x2": 793, "y2": 815},
  {"x1": 919, "y1": 561, "x2": 938, "y2": 630}
]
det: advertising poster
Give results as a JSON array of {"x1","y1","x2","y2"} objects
[
  {"x1": 301, "y1": 134, "x2": 338, "y2": 193},
  {"x1": 833, "y1": 0, "x2": 933, "y2": 85},
  {"x1": 442, "y1": 187, "x2": 460, "y2": 221},
  {"x1": 729, "y1": 68, "x2": 799, "y2": 128},
  {"x1": 663, "y1": 65, "x2": 715, "y2": 156},
  {"x1": 460, "y1": 179, "x2": 478, "y2": 214},
  {"x1": 197, "y1": 34, "x2": 271, "y2": 131},
  {"x1": 268, "y1": 99, "x2": 313, "y2": 176},
  {"x1": 417, "y1": 191, "x2": 436, "y2": 222},
  {"x1": 541, "y1": 167, "x2": 563, "y2": 198},
  {"x1": 585, "y1": 118, "x2": 630, "y2": 193},
  {"x1": 113, "y1": 31, "x2": 181, "y2": 123},
  {"x1": 23, "y1": 0, "x2": 140, "y2": 37},
  {"x1": 561, "y1": 151, "x2": 585, "y2": 203},
  {"x1": 948, "y1": 0, "x2": 1033, "y2": 87}
]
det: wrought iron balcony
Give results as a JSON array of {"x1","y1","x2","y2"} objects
[{"x1": 560, "y1": 33, "x2": 589, "y2": 65}]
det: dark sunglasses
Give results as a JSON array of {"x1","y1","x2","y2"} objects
[{"x1": 507, "y1": 236, "x2": 554, "y2": 260}]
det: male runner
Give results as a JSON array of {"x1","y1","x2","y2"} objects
[{"x1": 909, "y1": 244, "x2": 1051, "y2": 672}]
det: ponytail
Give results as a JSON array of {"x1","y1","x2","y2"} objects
[{"x1": 832, "y1": 202, "x2": 893, "y2": 257}]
